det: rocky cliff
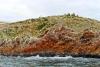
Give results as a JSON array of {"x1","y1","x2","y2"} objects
[{"x1": 0, "y1": 25, "x2": 100, "y2": 58}]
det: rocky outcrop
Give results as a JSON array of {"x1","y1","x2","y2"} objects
[
  {"x1": 0, "y1": 25, "x2": 100, "y2": 58},
  {"x1": 18, "y1": 26, "x2": 100, "y2": 57}
]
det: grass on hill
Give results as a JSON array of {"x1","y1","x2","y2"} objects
[{"x1": 0, "y1": 13, "x2": 100, "y2": 39}]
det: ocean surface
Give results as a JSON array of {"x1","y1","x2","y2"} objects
[{"x1": 0, "y1": 55, "x2": 100, "y2": 67}]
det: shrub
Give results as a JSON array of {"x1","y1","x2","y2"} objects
[
  {"x1": 36, "y1": 22, "x2": 47, "y2": 30},
  {"x1": 71, "y1": 13, "x2": 76, "y2": 17}
]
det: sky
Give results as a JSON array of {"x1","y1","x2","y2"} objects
[{"x1": 0, "y1": 0, "x2": 100, "y2": 22}]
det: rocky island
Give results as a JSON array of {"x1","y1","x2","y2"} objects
[{"x1": 0, "y1": 13, "x2": 100, "y2": 58}]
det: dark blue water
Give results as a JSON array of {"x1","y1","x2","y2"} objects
[{"x1": 0, "y1": 55, "x2": 100, "y2": 67}]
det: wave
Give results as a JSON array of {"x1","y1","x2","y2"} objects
[{"x1": 24, "y1": 55, "x2": 72, "y2": 60}]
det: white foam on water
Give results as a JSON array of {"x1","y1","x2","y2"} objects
[
  {"x1": 23, "y1": 55, "x2": 41, "y2": 60},
  {"x1": 24, "y1": 55, "x2": 72, "y2": 60}
]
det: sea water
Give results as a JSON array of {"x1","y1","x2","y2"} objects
[{"x1": 0, "y1": 55, "x2": 99, "y2": 67}]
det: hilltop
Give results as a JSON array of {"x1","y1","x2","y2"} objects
[{"x1": 0, "y1": 13, "x2": 100, "y2": 39}]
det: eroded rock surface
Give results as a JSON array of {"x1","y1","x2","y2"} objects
[{"x1": 0, "y1": 25, "x2": 100, "y2": 57}]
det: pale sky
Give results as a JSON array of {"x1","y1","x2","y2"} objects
[{"x1": 0, "y1": 0, "x2": 100, "y2": 22}]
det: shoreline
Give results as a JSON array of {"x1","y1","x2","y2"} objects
[{"x1": 1, "y1": 53, "x2": 100, "y2": 58}]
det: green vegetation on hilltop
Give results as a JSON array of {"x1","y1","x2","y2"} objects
[{"x1": 0, "y1": 13, "x2": 100, "y2": 39}]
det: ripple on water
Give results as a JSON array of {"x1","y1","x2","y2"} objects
[{"x1": 0, "y1": 56, "x2": 99, "y2": 67}]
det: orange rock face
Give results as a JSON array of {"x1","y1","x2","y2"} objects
[
  {"x1": 0, "y1": 26, "x2": 100, "y2": 57},
  {"x1": 20, "y1": 26, "x2": 100, "y2": 57}
]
